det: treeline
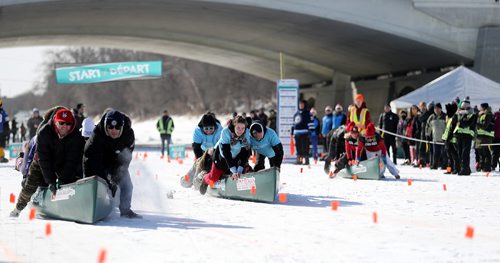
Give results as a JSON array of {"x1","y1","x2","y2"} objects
[{"x1": 5, "y1": 47, "x2": 275, "y2": 119}]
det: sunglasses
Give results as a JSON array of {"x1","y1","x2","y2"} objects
[
  {"x1": 107, "y1": 125, "x2": 123, "y2": 130},
  {"x1": 203, "y1": 126, "x2": 215, "y2": 131},
  {"x1": 58, "y1": 122, "x2": 73, "y2": 126}
]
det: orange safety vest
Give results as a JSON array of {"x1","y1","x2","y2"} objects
[{"x1": 349, "y1": 107, "x2": 368, "y2": 135}]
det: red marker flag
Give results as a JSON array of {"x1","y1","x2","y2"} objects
[
  {"x1": 29, "y1": 208, "x2": 36, "y2": 221},
  {"x1": 98, "y1": 248, "x2": 107, "y2": 263},
  {"x1": 45, "y1": 223, "x2": 52, "y2": 236},
  {"x1": 279, "y1": 193, "x2": 287, "y2": 203}
]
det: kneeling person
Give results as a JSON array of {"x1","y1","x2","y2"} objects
[
  {"x1": 83, "y1": 110, "x2": 141, "y2": 218},
  {"x1": 199, "y1": 116, "x2": 250, "y2": 195},
  {"x1": 248, "y1": 122, "x2": 283, "y2": 172},
  {"x1": 11, "y1": 107, "x2": 85, "y2": 217},
  {"x1": 356, "y1": 123, "x2": 400, "y2": 179}
]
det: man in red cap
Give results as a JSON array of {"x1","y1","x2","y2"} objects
[
  {"x1": 37, "y1": 108, "x2": 85, "y2": 192},
  {"x1": 356, "y1": 123, "x2": 399, "y2": 179},
  {"x1": 348, "y1": 93, "x2": 371, "y2": 135},
  {"x1": 10, "y1": 106, "x2": 85, "y2": 217}
]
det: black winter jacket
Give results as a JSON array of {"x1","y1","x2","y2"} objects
[
  {"x1": 36, "y1": 107, "x2": 85, "y2": 185},
  {"x1": 378, "y1": 111, "x2": 399, "y2": 133},
  {"x1": 83, "y1": 112, "x2": 135, "y2": 182}
]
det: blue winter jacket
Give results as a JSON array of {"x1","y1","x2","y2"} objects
[
  {"x1": 322, "y1": 114, "x2": 333, "y2": 136},
  {"x1": 332, "y1": 112, "x2": 347, "y2": 130}
]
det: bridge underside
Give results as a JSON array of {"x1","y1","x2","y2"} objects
[{"x1": 0, "y1": 0, "x2": 472, "y2": 83}]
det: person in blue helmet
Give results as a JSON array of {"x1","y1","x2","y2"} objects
[{"x1": 248, "y1": 121, "x2": 283, "y2": 172}]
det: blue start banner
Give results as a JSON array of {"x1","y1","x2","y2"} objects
[{"x1": 55, "y1": 61, "x2": 162, "y2": 84}]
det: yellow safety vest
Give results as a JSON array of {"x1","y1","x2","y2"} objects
[
  {"x1": 349, "y1": 107, "x2": 368, "y2": 135},
  {"x1": 453, "y1": 113, "x2": 475, "y2": 137},
  {"x1": 442, "y1": 118, "x2": 456, "y2": 143},
  {"x1": 477, "y1": 113, "x2": 494, "y2": 137}
]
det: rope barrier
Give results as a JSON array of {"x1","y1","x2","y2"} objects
[{"x1": 375, "y1": 127, "x2": 500, "y2": 147}]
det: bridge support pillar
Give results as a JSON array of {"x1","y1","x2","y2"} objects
[
  {"x1": 300, "y1": 71, "x2": 352, "y2": 113},
  {"x1": 474, "y1": 26, "x2": 500, "y2": 83},
  {"x1": 331, "y1": 71, "x2": 353, "y2": 107}
]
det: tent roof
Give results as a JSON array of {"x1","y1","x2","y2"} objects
[{"x1": 390, "y1": 66, "x2": 500, "y2": 111}]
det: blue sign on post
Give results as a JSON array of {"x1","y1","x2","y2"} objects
[
  {"x1": 169, "y1": 145, "x2": 186, "y2": 160},
  {"x1": 9, "y1": 142, "x2": 25, "y2": 159},
  {"x1": 55, "y1": 61, "x2": 162, "y2": 84}
]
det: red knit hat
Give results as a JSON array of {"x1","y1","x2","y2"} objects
[
  {"x1": 365, "y1": 123, "x2": 375, "y2": 137},
  {"x1": 346, "y1": 122, "x2": 359, "y2": 133},
  {"x1": 53, "y1": 109, "x2": 75, "y2": 124}
]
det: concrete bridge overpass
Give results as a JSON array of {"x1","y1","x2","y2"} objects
[{"x1": 0, "y1": 0, "x2": 499, "y2": 111}]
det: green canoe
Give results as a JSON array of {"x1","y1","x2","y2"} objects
[
  {"x1": 206, "y1": 167, "x2": 280, "y2": 203},
  {"x1": 31, "y1": 176, "x2": 114, "y2": 224},
  {"x1": 337, "y1": 157, "x2": 385, "y2": 180}
]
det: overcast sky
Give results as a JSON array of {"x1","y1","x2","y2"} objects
[{"x1": 0, "y1": 46, "x2": 59, "y2": 98}]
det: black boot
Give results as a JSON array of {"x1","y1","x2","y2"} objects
[
  {"x1": 482, "y1": 162, "x2": 491, "y2": 172},
  {"x1": 199, "y1": 180, "x2": 208, "y2": 195},
  {"x1": 120, "y1": 209, "x2": 142, "y2": 219},
  {"x1": 305, "y1": 155, "x2": 310, "y2": 165},
  {"x1": 324, "y1": 160, "x2": 331, "y2": 175}
]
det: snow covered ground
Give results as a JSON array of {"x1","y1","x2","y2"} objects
[{"x1": 1, "y1": 116, "x2": 500, "y2": 262}]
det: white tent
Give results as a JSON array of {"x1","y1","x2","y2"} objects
[{"x1": 390, "y1": 66, "x2": 500, "y2": 111}]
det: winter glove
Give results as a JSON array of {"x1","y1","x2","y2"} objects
[
  {"x1": 229, "y1": 166, "x2": 238, "y2": 174},
  {"x1": 237, "y1": 166, "x2": 244, "y2": 174},
  {"x1": 110, "y1": 184, "x2": 118, "y2": 198},
  {"x1": 355, "y1": 158, "x2": 361, "y2": 166},
  {"x1": 49, "y1": 183, "x2": 59, "y2": 195}
]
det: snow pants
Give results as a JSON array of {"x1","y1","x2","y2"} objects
[
  {"x1": 456, "y1": 133, "x2": 473, "y2": 174},
  {"x1": 117, "y1": 171, "x2": 133, "y2": 213},
  {"x1": 294, "y1": 134, "x2": 309, "y2": 159},
  {"x1": 492, "y1": 138, "x2": 500, "y2": 171},
  {"x1": 310, "y1": 135, "x2": 318, "y2": 161},
  {"x1": 445, "y1": 141, "x2": 459, "y2": 173},
  {"x1": 476, "y1": 136, "x2": 492, "y2": 172},
  {"x1": 15, "y1": 159, "x2": 46, "y2": 211},
  {"x1": 366, "y1": 150, "x2": 399, "y2": 177},
  {"x1": 384, "y1": 134, "x2": 397, "y2": 164},
  {"x1": 160, "y1": 134, "x2": 172, "y2": 157},
  {"x1": 432, "y1": 144, "x2": 445, "y2": 169}
]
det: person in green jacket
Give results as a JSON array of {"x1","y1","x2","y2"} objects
[
  {"x1": 453, "y1": 99, "x2": 477, "y2": 176},
  {"x1": 476, "y1": 103, "x2": 494, "y2": 172},
  {"x1": 157, "y1": 110, "x2": 175, "y2": 157}
]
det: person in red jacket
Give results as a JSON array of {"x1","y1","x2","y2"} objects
[
  {"x1": 356, "y1": 123, "x2": 400, "y2": 179},
  {"x1": 344, "y1": 122, "x2": 360, "y2": 162},
  {"x1": 329, "y1": 122, "x2": 358, "y2": 176}
]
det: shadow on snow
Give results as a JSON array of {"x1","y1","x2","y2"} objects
[
  {"x1": 95, "y1": 211, "x2": 253, "y2": 230},
  {"x1": 277, "y1": 194, "x2": 363, "y2": 208}
]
